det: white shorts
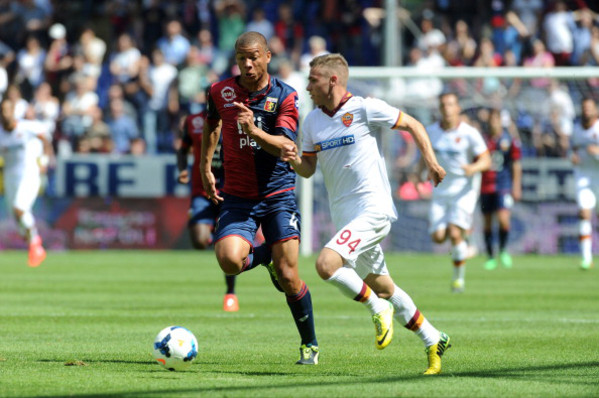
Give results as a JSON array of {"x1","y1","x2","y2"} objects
[
  {"x1": 325, "y1": 213, "x2": 391, "y2": 279},
  {"x1": 4, "y1": 172, "x2": 41, "y2": 212},
  {"x1": 429, "y1": 188, "x2": 478, "y2": 234},
  {"x1": 576, "y1": 174, "x2": 599, "y2": 211}
]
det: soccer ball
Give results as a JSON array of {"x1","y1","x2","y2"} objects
[{"x1": 152, "y1": 326, "x2": 198, "y2": 371}]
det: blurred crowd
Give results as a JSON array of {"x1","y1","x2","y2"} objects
[{"x1": 0, "y1": 0, "x2": 598, "y2": 158}]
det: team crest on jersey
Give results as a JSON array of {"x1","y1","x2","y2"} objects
[
  {"x1": 221, "y1": 86, "x2": 236, "y2": 102},
  {"x1": 341, "y1": 112, "x2": 353, "y2": 127},
  {"x1": 264, "y1": 97, "x2": 278, "y2": 112},
  {"x1": 191, "y1": 116, "x2": 204, "y2": 132},
  {"x1": 500, "y1": 138, "x2": 510, "y2": 151},
  {"x1": 455, "y1": 136, "x2": 461, "y2": 143}
]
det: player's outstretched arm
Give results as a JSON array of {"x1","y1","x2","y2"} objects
[
  {"x1": 200, "y1": 118, "x2": 223, "y2": 204},
  {"x1": 281, "y1": 143, "x2": 317, "y2": 178},
  {"x1": 462, "y1": 151, "x2": 491, "y2": 176},
  {"x1": 396, "y1": 112, "x2": 446, "y2": 186}
]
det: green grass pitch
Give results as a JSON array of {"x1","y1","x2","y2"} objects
[{"x1": 0, "y1": 250, "x2": 598, "y2": 397}]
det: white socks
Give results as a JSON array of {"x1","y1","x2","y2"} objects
[
  {"x1": 326, "y1": 267, "x2": 388, "y2": 315},
  {"x1": 389, "y1": 285, "x2": 440, "y2": 347}
]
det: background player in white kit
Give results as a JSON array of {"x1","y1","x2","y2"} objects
[
  {"x1": 0, "y1": 97, "x2": 51, "y2": 267},
  {"x1": 420, "y1": 93, "x2": 490, "y2": 293},
  {"x1": 571, "y1": 97, "x2": 599, "y2": 270},
  {"x1": 282, "y1": 54, "x2": 451, "y2": 375}
]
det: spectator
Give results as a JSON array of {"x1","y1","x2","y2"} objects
[
  {"x1": 82, "y1": 105, "x2": 113, "y2": 153},
  {"x1": 246, "y1": 8, "x2": 274, "y2": 41},
  {"x1": 13, "y1": 0, "x2": 51, "y2": 40},
  {"x1": 523, "y1": 39, "x2": 555, "y2": 90},
  {"x1": 299, "y1": 36, "x2": 329, "y2": 72},
  {"x1": 44, "y1": 23, "x2": 72, "y2": 98},
  {"x1": 61, "y1": 75, "x2": 99, "y2": 144},
  {"x1": 140, "y1": 0, "x2": 167, "y2": 56},
  {"x1": 444, "y1": 19, "x2": 477, "y2": 66},
  {"x1": 5, "y1": 84, "x2": 29, "y2": 119},
  {"x1": 542, "y1": 0, "x2": 575, "y2": 66},
  {"x1": 214, "y1": 0, "x2": 246, "y2": 58},
  {"x1": 0, "y1": 38, "x2": 16, "y2": 69},
  {"x1": 177, "y1": 46, "x2": 211, "y2": 114},
  {"x1": 545, "y1": 79, "x2": 575, "y2": 137},
  {"x1": 75, "y1": 28, "x2": 106, "y2": 78},
  {"x1": 109, "y1": 32, "x2": 142, "y2": 85},
  {"x1": 29, "y1": 81, "x2": 60, "y2": 135},
  {"x1": 276, "y1": 59, "x2": 306, "y2": 106},
  {"x1": 416, "y1": 10, "x2": 446, "y2": 54},
  {"x1": 139, "y1": 49, "x2": 178, "y2": 153},
  {"x1": 266, "y1": 35, "x2": 288, "y2": 76},
  {"x1": 570, "y1": 8, "x2": 595, "y2": 66},
  {"x1": 511, "y1": 0, "x2": 544, "y2": 35},
  {"x1": 108, "y1": 98, "x2": 139, "y2": 154},
  {"x1": 473, "y1": 38, "x2": 503, "y2": 99},
  {"x1": 492, "y1": 11, "x2": 530, "y2": 65},
  {"x1": 15, "y1": 35, "x2": 46, "y2": 101},
  {"x1": 156, "y1": 19, "x2": 191, "y2": 67},
  {"x1": 274, "y1": 2, "x2": 304, "y2": 67},
  {"x1": 106, "y1": 83, "x2": 137, "y2": 121}
]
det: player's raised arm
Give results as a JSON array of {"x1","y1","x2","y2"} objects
[
  {"x1": 200, "y1": 118, "x2": 223, "y2": 204},
  {"x1": 233, "y1": 101, "x2": 297, "y2": 156},
  {"x1": 395, "y1": 112, "x2": 446, "y2": 186},
  {"x1": 283, "y1": 145, "x2": 318, "y2": 178}
]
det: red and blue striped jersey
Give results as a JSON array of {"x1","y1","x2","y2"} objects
[
  {"x1": 481, "y1": 130, "x2": 521, "y2": 194},
  {"x1": 180, "y1": 111, "x2": 223, "y2": 198},
  {"x1": 206, "y1": 76, "x2": 299, "y2": 200}
]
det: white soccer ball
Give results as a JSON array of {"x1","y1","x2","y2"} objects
[{"x1": 153, "y1": 326, "x2": 198, "y2": 371}]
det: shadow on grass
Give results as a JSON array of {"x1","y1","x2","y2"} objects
[{"x1": 27, "y1": 360, "x2": 599, "y2": 398}]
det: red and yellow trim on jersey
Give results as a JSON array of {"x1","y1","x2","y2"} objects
[
  {"x1": 391, "y1": 111, "x2": 404, "y2": 130},
  {"x1": 405, "y1": 309, "x2": 424, "y2": 331},
  {"x1": 579, "y1": 234, "x2": 592, "y2": 241},
  {"x1": 353, "y1": 282, "x2": 372, "y2": 303},
  {"x1": 302, "y1": 151, "x2": 318, "y2": 156}
]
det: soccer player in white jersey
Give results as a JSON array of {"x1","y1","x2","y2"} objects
[
  {"x1": 282, "y1": 53, "x2": 451, "y2": 375},
  {"x1": 571, "y1": 97, "x2": 599, "y2": 270},
  {"x1": 421, "y1": 93, "x2": 490, "y2": 293},
  {"x1": 0, "y1": 97, "x2": 50, "y2": 267}
]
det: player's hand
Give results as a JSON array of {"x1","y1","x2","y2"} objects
[
  {"x1": 280, "y1": 142, "x2": 298, "y2": 162},
  {"x1": 201, "y1": 170, "x2": 223, "y2": 204},
  {"x1": 428, "y1": 164, "x2": 446, "y2": 187},
  {"x1": 177, "y1": 169, "x2": 189, "y2": 184},
  {"x1": 461, "y1": 164, "x2": 476, "y2": 177},
  {"x1": 233, "y1": 102, "x2": 255, "y2": 136},
  {"x1": 571, "y1": 152, "x2": 580, "y2": 165},
  {"x1": 512, "y1": 185, "x2": 522, "y2": 201}
]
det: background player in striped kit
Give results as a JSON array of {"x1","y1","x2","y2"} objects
[
  {"x1": 282, "y1": 53, "x2": 451, "y2": 375},
  {"x1": 480, "y1": 108, "x2": 522, "y2": 270},
  {"x1": 176, "y1": 110, "x2": 239, "y2": 311}
]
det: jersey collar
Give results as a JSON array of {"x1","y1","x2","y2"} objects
[
  {"x1": 320, "y1": 92, "x2": 352, "y2": 117},
  {"x1": 235, "y1": 75, "x2": 272, "y2": 103}
]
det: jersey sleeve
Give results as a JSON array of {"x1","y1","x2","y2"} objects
[
  {"x1": 364, "y1": 97, "x2": 402, "y2": 130},
  {"x1": 510, "y1": 138, "x2": 522, "y2": 161},
  {"x1": 274, "y1": 91, "x2": 299, "y2": 141},
  {"x1": 205, "y1": 85, "x2": 221, "y2": 121}
]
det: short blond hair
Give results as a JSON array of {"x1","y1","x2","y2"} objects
[{"x1": 309, "y1": 53, "x2": 349, "y2": 86}]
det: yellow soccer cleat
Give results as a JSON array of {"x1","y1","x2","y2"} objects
[
  {"x1": 296, "y1": 344, "x2": 319, "y2": 365},
  {"x1": 424, "y1": 332, "x2": 451, "y2": 375},
  {"x1": 372, "y1": 302, "x2": 394, "y2": 350},
  {"x1": 451, "y1": 278, "x2": 465, "y2": 294}
]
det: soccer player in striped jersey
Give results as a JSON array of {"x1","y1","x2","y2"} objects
[
  {"x1": 282, "y1": 53, "x2": 451, "y2": 375},
  {"x1": 200, "y1": 32, "x2": 319, "y2": 364},
  {"x1": 423, "y1": 93, "x2": 491, "y2": 293},
  {"x1": 176, "y1": 110, "x2": 240, "y2": 311},
  {"x1": 0, "y1": 97, "x2": 50, "y2": 267},
  {"x1": 480, "y1": 108, "x2": 522, "y2": 270},
  {"x1": 571, "y1": 97, "x2": 599, "y2": 270}
]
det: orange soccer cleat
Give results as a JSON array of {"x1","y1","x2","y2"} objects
[{"x1": 28, "y1": 236, "x2": 46, "y2": 267}]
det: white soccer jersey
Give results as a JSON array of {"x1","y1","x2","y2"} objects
[
  {"x1": 426, "y1": 121, "x2": 488, "y2": 198},
  {"x1": 302, "y1": 95, "x2": 401, "y2": 227},
  {"x1": 572, "y1": 119, "x2": 599, "y2": 177},
  {"x1": 0, "y1": 120, "x2": 46, "y2": 178}
]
